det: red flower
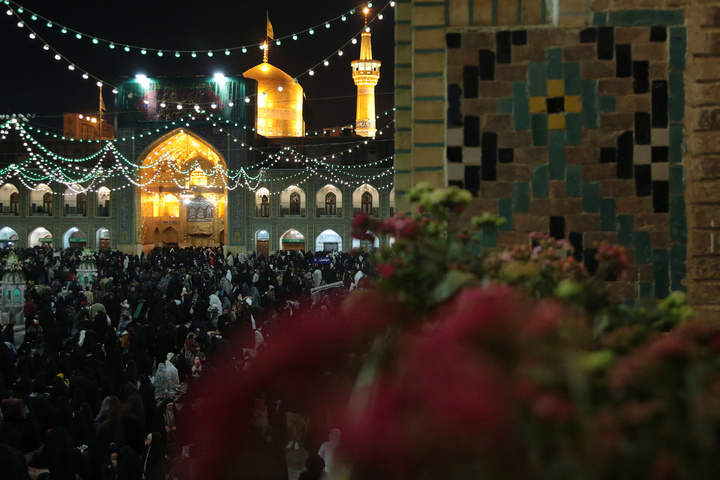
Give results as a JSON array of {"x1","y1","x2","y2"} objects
[{"x1": 376, "y1": 262, "x2": 395, "y2": 279}]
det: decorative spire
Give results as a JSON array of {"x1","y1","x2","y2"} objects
[
  {"x1": 263, "y1": 41, "x2": 268, "y2": 63},
  {"x1": 352, "y1": 4, "x2": 381, "y2": 137}
]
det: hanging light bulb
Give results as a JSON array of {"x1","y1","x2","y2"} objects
[
  {"x1": 75, "y1": 33, "x2": 82, "y2": 39},
  {"x1": 16, "y1": 21, "x2": 23, "y2": 27},
  {"x1": 176, "y1": 104, "x2": 183, "y2": 110},
  {"x1": 292, "y1": 35, "x2": 297, "y2": 40},
  {"x1": 157, "y1": 51, "x2": 163, "y2": 57},
  {"x1": 309, "y1": 70, "x2": 314, "y2": 76},
  {"x1": 207, "y1": 51, "x2": 213, "y2": 57},
  {"x1": 96, "y1": 81, "x2": 103, "y2": 87},
  {"x1": 43, "y1": 44, "x2": 49, "y2": 50},
  {"x1": 242, "y1": 47, "x2": 247, "y2": 53},
  {"x1": 225, "y1": 49, "x2": 231, "y2": 55},
  {"x1": 109, "y1": 43, "x2": 115, "y2": 49},
  {"x1": 124, "y1": 46, "x2": 130, "y2": 52},
  {"x1": 245, "y1": 98, "x2": 250, "y2": 103},
  {"x1": 191, "y1": 52, "x2": 197, "y2": 57},
  {"x1": 28, "y1": 33, "x2": 35, "y2": 39},
  {"x1": 352, "y1": 38, "x2": 357, "y2": 44},
  {"x1": 54, "y1": 54, "x2": 61, "y2": 60},
  {"x1": 324, "y1": 60, "x2": 329, "y2": 66},
  {"x1": 92, "y1": 38, "x2": 99, "y2": 44},
  {"x1": 278, "y1": 86, "x2": 283, "y2": 91},
  {"x1": 175, "y1": 51, "x2": 180, "y2": 57},
  {"x1": 338, "y1": 50, "x2": 343, "y2": 56},
  {"x1": 83, "y1": 73, "x2": 89, "y2": 79},
  {"x1": 68, "y1": 65, "x2": 75, "y2": 70},
  {"x1": 160, "y1": 102, "x2": 166, "y2": 108}
]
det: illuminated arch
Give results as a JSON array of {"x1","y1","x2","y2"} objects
[
  {"x1": 280, "y1": 185, "x2": 305, "y2": 216},
  {"x1": 0, "y1": 183, "x2": 19, "y2": 214},
  {"x1": 137, "y1": 129, "x2": 228, "y2": 246},
  {"x1": 316, "y1": 184, "x2": 342, "y2": 216},
  {"x1": 316, "y1": 229, "x2": 342, "y2": 252},
  {"x1": 353, "y1": 184, "x2": 379, "y2": 216},
  {"x1": 29, "y1": 227, "x2": 52, "y2": 247}
]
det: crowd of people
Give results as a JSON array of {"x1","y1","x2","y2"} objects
[{"x1": 0, "y1": 245, "x2": 373, "y2": 479}]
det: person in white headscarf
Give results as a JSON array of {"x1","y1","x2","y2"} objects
[
  {"x1": 164, "y1": 353, "x2": 180, "y2": 388},
  {"x1": 152, "y1": 363, "x2": 171, "y2": 397},
  {"x1": 318, "y1": 428, "x2": 341, "y2": 473}
]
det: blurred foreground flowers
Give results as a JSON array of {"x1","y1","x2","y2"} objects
[{"x1": 196, "y1": 185, "x2": 716, "y2": 480}]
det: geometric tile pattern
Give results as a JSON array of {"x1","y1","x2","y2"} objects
[{"x1": 446, "y1": 10, "x2": 686, "y2": 300}]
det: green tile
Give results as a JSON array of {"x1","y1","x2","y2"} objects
[
  {"x1": 528, "y1": 63, "x2": 547, "y2": 97},
  {"x1": 497, "y1": 98, "x2": 513, "y2": 114},
  {"x1": 581, "y1": 79, "x2": 599, "y2": 129},
  {"x1": 546, "y1": 48, "x2": 564, "y2": 80},
  {"x1": 599, "y1": 96, "x2": 616, "y2": 113},
  {"x1": 482, "y1": 225, "x2": 498, "y2": 248},
  {"x1": 669, "y1": 194, "x2": 687, "y2": 242},
  {"x1": 532, "y1": 114, "x2": 548, "y2": 146},
  {"x1": 582, "y1": 182, "x2": 599, "y2": 213},
  {"x1": 549, "y1": 131, "x2": 566, "y2": 180},
  {"x1": 669, "y1": 71, "x2": 684, "y2": 123},
  {"x1": 600, "y1": 198, "x2": 616, "y2": 231},
  {"x1": 532, "y1": 165, "x2": 549, "y2": 199},
  {"x1": 669, "y1": 164, "x2": 684, "y2": 194},
  {"x1": 618, "y1": 215, "x2": 634, "y2": 246},
  {"x1": 608, "y1": 9, "x2": 685, "y2": 26},
  {"x1": 653, "y1": 248, "x2": 670, "y2": 299},
  {"x1": 498, "y1": 198, "x2": 513, "y2": 231},
  {"x1": 513, "y1": 82, "x2": 530, "y2": 131},
  {"x1": 563, "y1": 63, "x2": 581, "y2": 95},
  {"x1": 566, "y1": 165, "x2": 583, "y2": 197},
  {"x1": 670, "y1": 243, "x2": 686, "y2": 292},
  {"x1": 593, "y1": 12, "x2": 608, "y2": 25},
  {"x1": 638, "y1": 281, "x2": 653, "y2": 298},
  {"x1": 513, "y1": 182, "x2": 530, "y2": 213},
  {"x1": 634, "y1": 231, "x2": 652, "y2": 264},
  {"x1": 669, "y1": 124, "x2": 684, "y2": 164},
  {"x1": 669, "y1": 27, "x2": 686, "y2": 71},
  {"x1": 565, "y1": 113, "x2": 583, "y2": 146}
]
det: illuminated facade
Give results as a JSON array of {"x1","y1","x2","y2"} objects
[
  {"x1": 243, "y1": 46, "x2": 305, "y2": 138},
  {"x1": 351, "y1": 11, "x2": 381, "y2": 138}
]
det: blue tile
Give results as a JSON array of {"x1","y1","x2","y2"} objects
[
  {"x1": 532, "y1": 165, "x2": 549, "y2": 199},
  {"x1": 528, "y1": 63, "x2": 547, "y2": 97},
  {"x1": 669, "y1": 71, "x2": 684, "y2": 123},
  {"x1": 653, "y1": 248, "x2": 670, "y2": 299},
  {"x1": 638, "y1": 281, "x2": 653, "y2": 298},
  {"x1": 532, "y1": 114, "x2": 548, "y2": 146},
  {"x1": 669, "y1": 164, "x2": 684, "y2": 194},
  {"x1": 670, "y1": 194, "x2": 687, "y2": 242},
  {"x1": 609, "y1": 9, "x2": 685, "y2": 26},
  {"x1": 482, "y1": 225, "x2": 498, "y2": 248},
  {"x1": 618, "y1": 215, "x2": 634, "y2": 246},
  {"x1": 593, "y1": 12, "x2": 608, "y2": 25},
  {"x1": 670, "y1": 243, "x2": 686, "y2": 292},
  {"x1": 497, "y1": 98, "x2": 513, "y2": 114},
  {"x1": 549, "y1": 130, "x2": 566, "y2": 180},
  {"x1": 546, "y1": 48, "x2": 564, "y2": 80},
  {"x1": 498, "y1": 198, "x2": 513, "y2": 231},
  {"x1": 566, "y1": 113, "x2": 583, "y2": 145},
  {"x1": 600, "y1": 198, "x2": 616, "y2": 231},
  {"x1": 563, "y1": 63, "x2": 581, "y2": 95},
  {"x1": 634, "y1": 231, "x2": 652, "y2": 264},
  {"x1": 599, "y1": 96, "x2": 616, "y2": 112},
  {"x1": 669, "y1": 124, "x2": 684, "y2": 164},
  {"x1": 582, "y1": 182, "x2": 600, "y2": 213},
  {"x1": 581, "y1": 79, "x2": 599, "y2": 129},
  {"x1": 566, "y1": 165, "x2": 583, "y2": 197},
  {"x1": 513, "y1": 182, "x2": 530, "y2": 213},
  {"x1": 669, "y1": 27, "x2": 686, "y2": 71},
  {"x1": 513, "y1": 82, "x2": 530, "y2": 131}
]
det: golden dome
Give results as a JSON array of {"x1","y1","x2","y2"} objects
[{"x1": 243, "y1": 62, "x2": 305, "y2": 137}]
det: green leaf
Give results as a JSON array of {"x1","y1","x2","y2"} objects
[{"x1": 431, "y1": 270, "x2": 476, "y2": 304}]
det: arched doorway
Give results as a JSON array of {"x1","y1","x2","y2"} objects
[
  {"x1": 29, "y1": 227, "x2": 52, "y2": 247},
  {"x1": 280, "y1": 229, "x2": 305, "y2": 251},
  {"x1": 352, "y1": 231, "x2": 379, "y2": 252},
  {"x1": 0, "y1": 227, "x2": 19, "y2": 247},
  {"x1": 0, "y1": 184, "x2": 19, "y2": 215},
  {"x1": 162, "y1": 227, "x2": 179, "y2": 246},
  {"x1": 63, "y1": 227, "x2": 88, "y2": 249},
  {"x1": 353, "y1": 184, "x2": 379, "y2": 217},
  {"x1": 316, "y1": 229, "x2": 342, "y2": 252},
  {"x1": 138, "y1": 129, "x2": 228, "y2": 246},
  {"x1": 96, "y1": 228, "x2": 110, "y2": 250},
  {"x1": 255, "y1": 229, "x2": 270, "y2": 257}
]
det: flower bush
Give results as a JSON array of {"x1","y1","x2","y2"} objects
[{"x1": 195, "y1": 185, "x2": 712, "y2": 480}]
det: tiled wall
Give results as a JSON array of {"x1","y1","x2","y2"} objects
[{"x1": 445, "y1": 11, "x2": 686, "y2": 300}]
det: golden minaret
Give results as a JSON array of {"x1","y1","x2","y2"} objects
[{"x1": 351, "y1": 7, "x2": 381, "y2": 137}]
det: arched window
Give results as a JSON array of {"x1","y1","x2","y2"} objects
[
  {"x1": 9, "y1": 192, "x2": 18, "y2": 214},
  {"x1": 325, "y1": 192, "x2": 336, "y2": 215},
  {"x1": 190, "y1": 167, "x2": 207, "y2": 186},
  {"x1": 361, "y1": 191, "x2": 373, "y2": 214},
  {"x1": 77, "y1": 193, "x2": 87, "y2": 216},
  {"x1": 290, "y1": 192, "x2": 301, "y2": 214},
  {"x1": 261, "y1": 195, "x2": 270, "y2": 217},
  {"x1": 43, "y1": 192, "x2": 53, "y2": 214}
]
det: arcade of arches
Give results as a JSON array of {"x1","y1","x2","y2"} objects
[{"x1": 138, "y1": 129, "x2": 227, "y2": 250}]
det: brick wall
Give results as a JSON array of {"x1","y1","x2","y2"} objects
[
  {"x1": 396, "y1": 0, "x2": 693, "y2": 304},
  {"x1": 685, "y1": 1, "x2": 720, "y2": 319}
]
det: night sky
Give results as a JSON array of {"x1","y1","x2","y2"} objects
[{"x1": 0, "y1": 0, "x2": 395, "y2": 134}]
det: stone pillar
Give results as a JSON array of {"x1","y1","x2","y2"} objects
[{"x1": 686, "y1": 0, "x2": 720, "y2": 320}]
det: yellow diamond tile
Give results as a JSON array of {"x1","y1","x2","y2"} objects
[
  {"x1": 548, "y1": 114, "x2": 566, "y2": 130},
  {"x1": 547, "y1": 79, "x2": 565, "y2": 98},
  {"x1": 565, "y1": 95, "x2": 582, "y2": 113},
  {"x1": 530, "y1": 97, "x2": 547, "y2": 114}
]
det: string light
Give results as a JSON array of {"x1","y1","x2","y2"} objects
[{"x1": 5, "y1": 0, "x2": 390, "y2": 58}]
